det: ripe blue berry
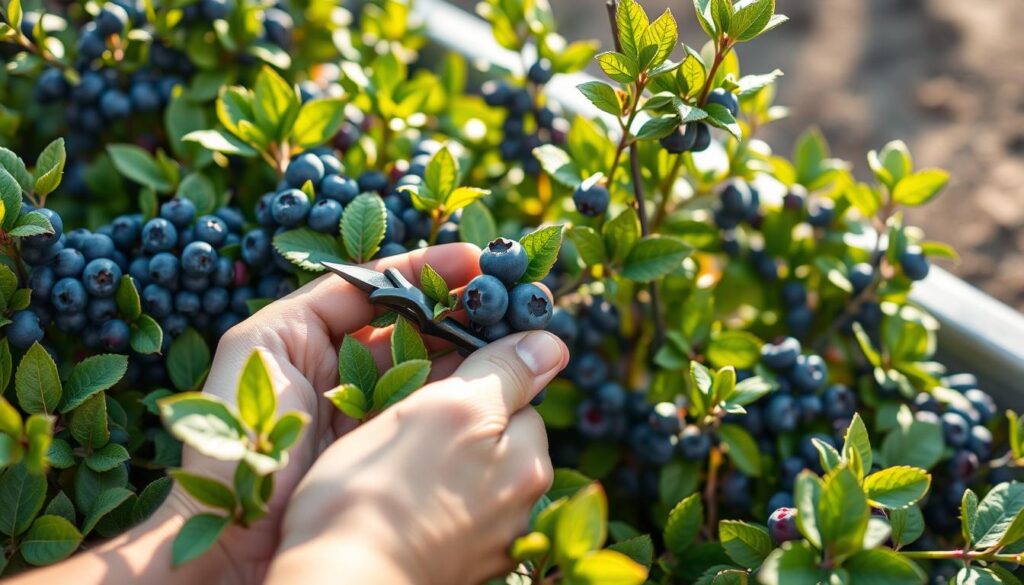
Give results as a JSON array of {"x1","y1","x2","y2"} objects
[
  {"x1": 99, "y1": 319, "x2": 131, "y2": 352},
  {"x1": 241, "y1": 230, "x2": 272, "y2": 265},
  {"x1": 376, "y1": 242, "x2": 407, "y2": 258},
  {"x1": 87, "y1": 297, "x2": 118, "y2": 324},
  {"x1": 823, "y1": 384, "x2": 856, "y2": 420},
  {"x1": 271, "y1": 189, "x2": 311, "y2": 228},
  {"x1": 761, "y1": 337, "x2": 801, "y2": 370},
  {"x1": 797, "y1": 393, "x2": 823, "y2": 424},
  {"x1": 194, "y1": 215, "x2": 228, "y2": 247},
  {"x1": 967, "y1": 425, "x2": 993, "y2": 459},
  {"x1": 572, "y1": 184, "x2": 610, "y2": 217},
  {"x1": 781, "y1": 281, "x2": 807, "y2": 308},
  {"x1": 78, "y1": 29, "x2": 107, "y2": 60},
  {"x1": 941, "y1": 411, "x2": 971, "y2": 447},
  {"x1": 96, "y1": 4, "x2": 129, "y2": 35},
  {"x1": 899, "y1": 246, "x2": 930, "y2": 281},
  {"x1": 148, "y1": 253, "x2": 180, "y2": 287},
  {"x1": 53, "y1": 248, "x2": 86, "y2": 278},
  {"x1": 807, "y1": 198, "x2": 834, "y2": 228},
  {"x1": 82, "y1": 258, "x2": 122, "y2": 297},
  {"x1": 211, "y1": 257, "x2": 235, "y2": 288},
  {"x1": 285, "y1": 153, "x2": 326, "y2": 189},
  {"x1": 130, "y1": 81, "x2": 161, "y2": 112},
  {"x1": 174, "y1": 291, "x2": 201, "y2": 315},
  {"x1": 707, "y1": 88, "x2": 739, "y2": 117},
  {"x1": 160, "y1": 198, "x2": 196, "y2": 229},
  {"x1": 948, "y1": 449, "x2": 979, "y2": 479},
  {"x1": 768, "y1": 508, "x2": 801, "y2": 545},
  {"x1": 576, "y1": 399, "x2": 611, "y2": 439},
  {"x1": 480, "y1": 238, "x2": 529, "y2": 285},
  {"x1": 23, "y1": 208, "x2": 64, "y2": 248},
  {"x1": 463, "y1": 275, "x2": 509, "y2": 326},
  {"x1": 80, "y1": 233, "x2": 116, "y2": 261},
  {"x1": 766, "y1": 392, "x2": 799, "y2": 432},
  {"x1": 507, "y1": 283, "x2": 552, "y2": 331},
  {"x1": 471, "y1": 319, "x2": 512, "y2": 342},
  {"x1": 181, "y1": 241, "x2": 217, "y2": 277},
  {"x1": 649, "y1": 402, "x2": 681, "y2": 435},
  {"x1": 142, "y1": 284, "x2": 173, "y2": 318},
  {"x1": 790, "y1": 354, "x2": 828, "y2": 393},
  {"x1": 308, "y1": 199, "x2": 343, "y2": 234},
  {"x1": 659, "y1": 123, "x2": 698, "y2": 153},
  {"x1": 964, "y1": 388, "x2": 996, "y2": 423},
  {"x1": 51, "y1": 278, "x2": 88, "y2": 313},
  {"x1": 527, "y1": 59, "x2": 553, "y2": 84},
  {"x1": 202, "y1": 287, "x2": 230, "y2": 314},
  {"x1": 546, "y1": 307, "x2": 579, "y2": 345},
  {"x1": 320, "y1": 175, "x2": 360, "y2": 204},
  {"x1": 99, "y1": 89, "x2": 132, "y2": 120},
  {"x1": 141, "y1": 218, "x2": 178, "y2": 252},
  {"x1": 678, "y1": 425, "x2": 711, "y2": 460},
  {"x1": 691, "y1": 122, "x2": 711, "y2": 152},
  {"x1": 28, "y1": 267, "x2": 56, "y2": 302},
  {"x1": 849, "y1": 263, "x2": 874, "y2": 294},
  {"x1": 109, "y1": 215, "x2": 141, "y2": 249},
  {"x1": 357, "y1": 171, "x2": 389, "y2": 194},
  {"x1": 7, "y1": 311, "x2": 44, "y2": 350},
  {"x1": 594, "y1": 382, "x2": 627, "y2": 411},
  {"x1": 572, "y1": 352, "x2": 608, "y2": 390}
]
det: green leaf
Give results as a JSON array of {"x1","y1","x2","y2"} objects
[
  {"x1": 758, "y1": 541, "x2": 825, "y2": 585},
  {"x1": 341, "y1": 193, "x2": 387, "y2": 263},
  {"x1": 719, "y1": 520, "x2": 773, "y2": 569},
  {"x1": 973, "y1": 482, "x2": 1024, "y2": 549},
  {"x1": 621, "y1": 236, "x2": 690, "y2": 281},
  {"x1": 880, "y1": 406, "x2": 944, "y2": 471},
  {"x1": 817, "y1": 466, "x2": 868, "y2": 561},
  {"x1": 9, "y1": 211, "x2": 55, "y2": 238},
  {"x1": 159, "y1": 393, "x2": 247, "y2": 461},
  {"x1": 710, "y1": 0, "x2": 733, "y2": 36},
  {"x1": 272, "y1": 228, "x2": 344, "y2": 272},
  {"x1": 69, "y1": 393, "x2": 109, "y2": 450},
  {"x1": 176, "y1": 172, "x2": 217, "y2": 216},
  {"x1": 692, "y1": 0, "x2": 716, "y2": 37},
  {"x1": 15, "y1": 342, "x2": 61, "y2": 415},
  {"x1": 172, "y1": 513, "x2": 232, "y2": 567},
  {"x1": 267, "y1": 412, "x2": 308, "y2": 454},
  {"x1": 291, "y1": 98, "x2": 347, "y2": 149},
  {"x1": 0, "y1": 463, "x2": 46, "y2": 536},
  {"x1": 794, "y1": 471, "x2": 823, "y2": 549},
  {"x1": 46, "y1": 438, "x2": 73, "y2": 469},
  {"x1": 533, "y1": 144, "x2": 582, "y2": 189},
  {"x1": 32, "y1": 138, "x2": 66, "y2": 197},
  {"x1": 107, "y1": 144, "x2": 174, "y2": 193},
  {"x1": 325, "y1": 384, "x2": 367, "y2": 420},
  {"x1": 597, "y1": 51, "x2": 638, "y2": 84},
  {"x1": 519, "y1": 225, "x2": 565, "y2": 283},
  {"x1": 22, "y1": 414, "x2": 51, "y2": 475},
  {"x1": 729, "y1": 376, "x2": 774, "y2": 406},
  {"x1": 962, "y1": 488, "x2": 979, "y2": 548},
  {"x1": 639, "y1": 8, "x2": 677, "y2": 68},
  {"x1": 167, "y1": 328, "x2": 211, "y2": 391},
  {"x1": 863, "y1": 466, "x2": 930, "y2": 510},
  {"x1": 608, "y1": 535, "x2": 654, "y2": 567},
  {"x1": 841, "y1": 413, "x2": 872, "y2": 480},
  {"x1": 716, "y1": 424, "x2": 762, "y2": 477},
  {"x1": 0, "y1": 166, "x2": 22, "y2": 231},
  {"x1": 569, "y1": 550, "x2": 647, "y2": 585},
  {"x1": 704, "y1": 102, "x2": 741, "y2": 139},
  {"x1": 183, "y1": 130, "x2": 257, "y2": 157},
  {"x1": 568, "y1": 226, "x2": 607, "y2": 267},
  {"x1": 554, "y1": 483, "x2": 607, "y2": 562},
  {"x1": 0, "y1": 147, "x2": 32, "y2": 194},
  {"x1": 577, "y1": 81, "x2": 622, "y2": 116},
  {"x1": 391, "y1": 317, "x2": 428, "y2": 365},
  {"x1": 953, "y1": 568, "x2": 1015, "y2": 585},
  {"x1": 730, "y1": 0, "x2": 776, "y2": 42},
  {"x1": 664, "y1": 492, "x2": 703, "y2": 554},
  {"x1": 706, "y1": 331, "x2": 762, "y2": 369},
  {"x1": 844, "y1": 548, "x2": 926, "y2": 585},
  {"x1": 169, "y1": 470, "x2": 236, "y2": 512},
  {"x1": 130, "y1": 315, "x2": 164, "y2": 355},
  {"x1": 84, "y1": 443, "x2": 130, "y2": 473},
  {"x1": 458, "y1": 202, "x2": 498, "y2": 247},
  {"x1": 372, "y1": 360, "x2": 431, "y2": 410},
  {"x1": 636, "y1": 116, "x2": 680, "y2": 140},
  {"x1": 0, "y1": 394, "x2": 21, "y2": 438},
  {"x1": 61, "y1": 354, "x2": 128, "y2": 413},
  {"x1": 811, "y1": 437, "x2": 842, "y2": 473},
  {"x1": 253, "y1": 66, "x2": 300, "y2": 141},
  {"x1": 892, "y1": 169, "x2": 949, "y2": 206},
  {"x1": 116, "y1": 276, "x2": 142, "y2": 320},
  {"x1": 44, "y1": 491, "x2": 76, "y2": 524},
  {"x1": 420, "y1": 264, "x2": 449, "y2": 304},
  {"x1": 20, "y1": 515, "x2": 82, "y2": 566},
  {"x1": 615, "y1": 0, "x2": 649, "y2": 62},
  {"x1": 889, "y1": 506, "x2": 925, "y2": 548},
  {"x1": 238, "y1": 351, "x2": 277, "y2": 435},
  {"x1": 132, "y1": 477, "x2": 173, "y2": 525},
  {"x1": 425, "y1": 146, "x2": 459, "y2": 202},
  {"x1": 339, "y1": 336, "x2": 378, "y2": 398}
]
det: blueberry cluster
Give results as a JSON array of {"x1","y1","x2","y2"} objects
[
  {"x1": 658, "y1": 88, "x2": 735, "y2": 156},
  {"x1": 713, "y1": 180, "x2": 761, "y2": 231},
  {"x1": 482, "y1": 60, "x2": 568, "y2": 176},
  {"x1": 463, "y1": 238, "x2": 554, "y2": 342}
]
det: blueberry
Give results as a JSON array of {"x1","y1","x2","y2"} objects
[
  {"x1": 503, "y1": 115, "x2": 524, "y2": 137},
  {"x1": 271, "y1": 189, "x2": 311, "y2": 228},
  {"x1": 96, "y1": 4, "x2": 130, "y2": 35},
  {"x1": 546, "y1": 307, "x2": 579, "y2": 345},
  {"x1": 36, "y1": 68, "x2": 69, "y2": 102},
  {"x1": 401, "y1": 208, "x2": 432, "y2": 241},
  {"x1": 720, "y1": 181, "x2": 755, "y2": 217},
  {"x1": 462, "y1": 275, "x2": 509, "y2": 326},
  {"x1": 99, "y1": 319, "x2": 131, "y2": 352},
  {"x1": 480, "y1": 238, "x2": 529, "y2": 285},
  {"x1": 779, "y1": 282, "x2": 807, "y2": 309},
  {"x1": 721, "y1": 472, "x2": 751, "y2": 507},
  {"x1": 780, "y1": 456, "x2": 806, "y2": 490},
  {"x1": 160, "y1": 198, "x2": 196, "y2": 229},
  {"x1": 945, "y1": 373, "x2": 979, "y2": 392},
  {"x1": 55, "y1": 311, "x2": 87, "y2": 333},
  {"x1": 482, "y1": 80, "x2": 511, "y2": 106},
  {"x1": 940, "y1": 411, "x2": 970, "y2": 447},
  {"x1": 707, "y1": 88, "x2": 739, "y2": 117},
  {"x1": 141, "y1": 218, "x2": 178, "y2": 252},
  {"x1": 181, "y1": 273, "x2": 209, "y2": 292},
  {"x1": 690, "y1": 122, "x2": 711, "y2": 152},
  {"x1": 230, "y1": 286, "x2": 255, "y2": 314},
  {"x1": 82, "y1": 258, "x2": 122, "y2": 297},
  {"x1": 768, "y1": 508, "x2": 801, "y2": 545},
  {"x1": 211, "y1": 257, "x2": 234, "y2": 288},
  {"x1": 507, "y1": 283, "x2": 552, "y2": 331},
  {"x1": 256, "y1": 193, "x2": 277, "y2": 227},
  {"x1": 197, "y1": 287, "x2": 228, "y2": 315},
  {"x1": 241, "y1": 230, "x2": 272, "y2": 265},
  {"x1": 572, "y1": 184, "x2": 610, "y2": 217},
  {"x1": 823, "y1": 384, "x2": 856, "y2": 420},
  {"x1": 576, "y1": 399, "x2": 611, "y2": 439},
  {"x1": 318, "y1": 154, "x2": 343, "y2": 177},
  {"x1": 527, "y1": 59, "x2": 553, "y2": 84},
  {"x1": 148, "y1": 253, "x2": 180, "y2": 287},
  {"x1": 142, "y1": 284, "x2": 173, "y2": 318},
  {"x1": 768, "y1": 492, "x2": 795, "y2": 514},
  {"x1": 74, "y1": 71, "x2": 106, "y2": 103},
  {"x1": 285, "y1": 153, "x2": 326, "y2": 189},
  {"x1": 967, "y1": 425, "x2": 993, "y2": 460},
  {"x1": 790, "y1": 354, "x2": 828, "y2": 393},
  {"x1": 807, "y1": 198, "x2": 834, "y2": 228},
  {"x1": 535, "y1": 107, "x2": 555, "y2": 129},
  {"x1": 99, "y1": 89, "x2": 132, "y2": 120},
  {"x1": 320, "y1": 175, "x2": 360, "y2": 204},
  {"x1": 51, "y1": 278, "x2": 88, "y2": 313},
  {"x1": 849, "y1": 263, "x2": 874, "y2": 294},
  {"x1": 162, "y1": 313, "x2": 189, "y2": 338},
  {"x1": 635, "y1": 426, "x2": 676, "y2": 465},
  {"x1": 963, "y1": 388, "x2": 995, "y2": 423},
  {"x1": 797, "y1": 393, "x2": 823, "y2": 424},
  {"x1": 766, "y1": 392, "x2": 799, "y2": 432},
  {"x1": 761, "y1": 337, "x2": 801, "y2": 370},
  {"x1": 659, "y1": 123, "x2": 698, "y2": 153},
  {"x1": 383, "y1": 194, "x2": 406, "y2": 215},
  {"x1": 174, "y1": 291, "x2": 201, "y2": 315},
  {"x1": 948, "y1": 449, "x2": 979, "y2": 480},
  {"x1": 181, "y1": 241, "x2": 217, "y2": 277},
  {"x1": 52, "y1": 248, "x2": 85, "y2": 278},
  {"x1": 200, "y1": 0, "x2": 234, "y2": 20},
  {"x1": 87, "y1": 297, "x2": 118, "y2": 323},
  {"x1": 752, "y1": 251, "x2": 778, "y2": 281},
  {"x1": 357, "y1": 171, "x2": 389, "y2": 194},
  {"x1": 571, "y1": 352, "x2": 608, "y2": 391},
  {"x1": 375, "y1": 243, "x2": 407, "y2": 259},
  {"x1": 109, "y1": 215, "x2": 140, "y2": 250},
  {"x1": 594, "y1": 382, "x2": 627, "y2": 411},
  {"x1": 129, "y1": 255, "x2": 151, "y2": 285},
  {"x1": 435, "y1": 222, "x2": 460, "y2": 244},
  {"x1": 678, "y1": 425, "x2": 711, "y2": 460},
  {"x1": 382, "y1": 210, "x2": 406, "y2": 244},
  {"x1": 28, "y1": 267, "x2": 56, "y2": 302},
  {"x1": 7, "y1": 311, "x2": 44, "y2": 350},
  {"x1": 649, "y1": 402, "x2": 681, "y2": 435},
  {"x1": 899, "y1": 246, "x2": 930, "y2": 281},
  {"x1": 128, "y1": 80, "x2": 160, "y2": 112},
  {"x1": 472, "y1": 319, "x2": 512, "y2": 342},
  {"x1": 77, "y1": 29, "x2": 107, "y2": 60},
  {"x1": 308, "y1": 199, "x2": 343, "y2": 234},
  {"x1": 193, "y1": 215, "x2": 228, "y2": 247},
  {"x1": 214, "y1": 207, "x2": 244, "y2": 233},
  {"x1": 79, "y1": 233, "x2": 115, "y2": 261}
]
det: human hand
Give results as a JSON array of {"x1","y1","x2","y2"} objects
[
  {"x1": 162, "y1": 243, "x2": 486, "y2": 583},
  {"x1": 265, "y1": 329, "x2": 569, "y2": 585}
]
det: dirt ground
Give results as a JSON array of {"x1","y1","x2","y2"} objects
[{"x1": 461, "y1": 0, "x2": 1024, "y2": 310}]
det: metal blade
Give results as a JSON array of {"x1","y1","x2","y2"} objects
[{"x1": 320, "y1": 262, "x2": 394, "y2": 294}]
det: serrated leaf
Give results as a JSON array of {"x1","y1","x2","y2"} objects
[
  {"x1": 15, "y1": 343, "x2": 61, "y2": 415},
  {"x1": 272, "y1": 228, "x2": 345, "y2": 272},
  {"x1": 577, "y1": 81, "x2": 623, "y2": 116},
  {"x1": 719, "y1": 520, "x2": 772, "y2": 569},
  {"x1": 664, "y1": 492, "x2": 703, "y2": 554},
  {"x1": 597, "y1": 51, "x2": 638, "y2": 85},
  {"x1": 339, "y1": 336, "x2": 378, "y2": 398},
  {"x1": 391, "y1": 317, "x2": 428, "y2": 365},
  {"x1": 372, "y1": 359, "x2": 430, "y2": 410},
  {"x1": 325, "y1": 384, "x2": 367, "y2": 420},
  {"x1": 341, "y1": 193, "x2": 387, "y2": 263},
  {"x1": 608, "y1": 535, "x2": 654, "y2": 567},
  {"x1": 615, "y1": 0, "x2": 649, "y2": 62},
  {"x1": 238, "y1": 351, "x2": 276, "y2": 435},
  {"x1": 60, "y1": 354, "x2": 128, "y2": 413},
  {"x1": 639, "y1": 8, "x2": 677, "y2": 68},
  {"x1": 568, "y1": 226, "x2": 607, "y2": 267},
  {"x1": 863, "y1": 466, "x2": 930, "y2": 510},
  {"x1": 107, "y1": 144, "x2": 174, "y2": 193},
  {"x1": 159, "y1": 393, "x2": 247, "y2": 461},
  {"x1": 621, "y1": 236, "x2": 691, "y2": 282},
  {"x1": 291, "y1": 98, "x2": 347, "y2": 149},
  {"x1": 519, "y1": 225, "x2": 565, "y2": 283}
]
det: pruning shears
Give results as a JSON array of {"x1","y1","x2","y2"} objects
[{"x1": 320, "y1": 261, "x2": 487, "y2": 352}]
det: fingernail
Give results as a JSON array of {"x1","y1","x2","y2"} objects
[{"x1": 516, "y1": 331, "x2": 565, "y2": 375}]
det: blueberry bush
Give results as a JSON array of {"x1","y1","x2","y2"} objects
[{"x1": 1, "y1": 0, "x2": 1022, "y2": 582}]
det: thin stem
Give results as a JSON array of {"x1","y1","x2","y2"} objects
[
  {"x1": 704, "y1": 446, "x2": 722, "y2": 538},
  {"x1": 902, "y1": 549, "x2": 1023, "y2": 564},
  {"x1": 652, "y1": 153, "x2": 684, "y2": 230},
  {"x1": 697, "y1": 36, "x2": 731, "y2": 106},
  {"x1": 9, "y1": 29, "x2": 75, "y2": 74}
]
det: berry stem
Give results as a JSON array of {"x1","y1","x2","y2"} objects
[
  {"x1": 704, "y1": 445, "x2": 722, "y2": 538},
  {"x1": 697, "y1": 35, "x2": 732, "y2": 107}
]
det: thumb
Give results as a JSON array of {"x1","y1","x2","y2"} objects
[{"x1": 445, "y1": 331, "x2": 569, "y2": 418}]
